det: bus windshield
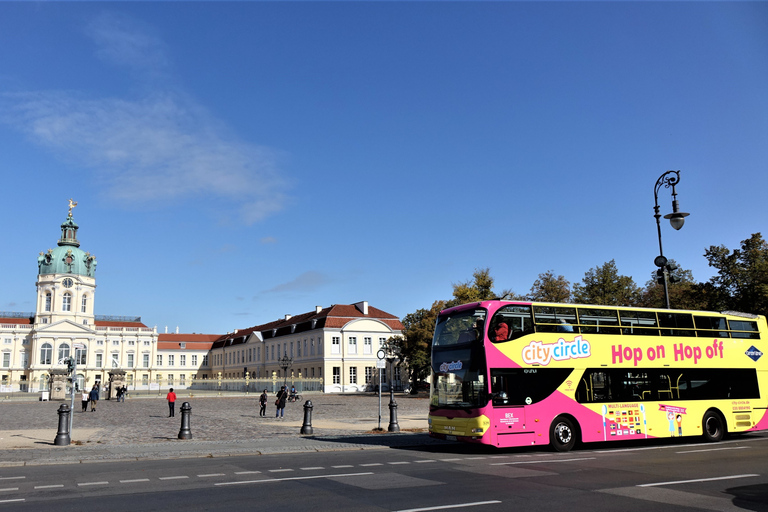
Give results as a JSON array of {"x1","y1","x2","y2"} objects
[{"x1": 431, "y1": 307, "x2": 487, "y2": 409}]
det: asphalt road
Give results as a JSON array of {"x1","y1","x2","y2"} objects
[{"x1": 2, "y1": 433, "x2": 767, "y2": 511}]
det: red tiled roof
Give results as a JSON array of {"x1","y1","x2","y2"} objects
[
  {"x1": 94, "y1": 320, "x2": 148, "y2": 328},
  {"x1": 0, "y1": 317, "x2": 33, "y2": 325}
]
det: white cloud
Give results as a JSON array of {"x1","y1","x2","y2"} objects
[
  {"x1": 264, "y1": 271, "x2": 330, "y2": 294},
  {"x1": 0, "y1": 12, "x2": 289, "y2": 225}
]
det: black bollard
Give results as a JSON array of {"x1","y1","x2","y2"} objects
[
  {"x1": 54, "y1": 403, "x2": 71, "y2": 446},
  {"x1": 178, "y1": 402, "x2": 192, "y2": 440},
  {"x1": 387, "y1": 398, "x2": 400, "y2": 432},
  {"x1": 300, "y1": 400, "x2": 313, "y2": 435}
]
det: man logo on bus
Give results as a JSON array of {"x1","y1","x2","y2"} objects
[{"x1": 521, "y1": 336, "x2": 591, "y2": 366}]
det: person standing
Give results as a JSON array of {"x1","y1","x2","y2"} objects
[
  {"x1": 88, "y1": 385, "x2": 99, "y2": 412},
  {"x1": 167, "y1": 387, "x2": 177, "y2": 417},
  {"x1": 81, "y1": 389, "x2": 89, "y2": 412},
  {"x1": 259, "y1": 389, "x2": 268, "y2": 417},
  {"x1": 275, "y1": 386, "x2": 287, "y2": 418}
]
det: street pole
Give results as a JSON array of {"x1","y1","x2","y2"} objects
[{"x1": 653, "y1": 170, "x2": 690, "y2": 309}]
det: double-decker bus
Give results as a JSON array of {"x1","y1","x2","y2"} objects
[{"x1": 428, "y1": 300, "x2": 767, "y2": 451}]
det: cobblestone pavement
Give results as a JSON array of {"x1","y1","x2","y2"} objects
[{"x1": 0, "y1": 392, "x2": 438, "y2": 465}]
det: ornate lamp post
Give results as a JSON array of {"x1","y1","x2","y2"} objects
[
  {"x1": 278, "y1": 353, "x2": 293, "y2": 388},
  {"x1": 653, "y1": 170, "x2": 690, "y2": 309}
]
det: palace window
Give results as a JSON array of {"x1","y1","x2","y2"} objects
[
  {"x1": 62, "y1": 292, "x2": 72, "y2": 312},
  {"x1": 40, "y1": 343, "x2": 52, "y2": 365}
]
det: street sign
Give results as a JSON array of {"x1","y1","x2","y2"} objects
[
  {"x1": 377, "y1": 349, "x2": 386, "y2": 360},
  {"x1": 376, "y1": 359, "x2": 386, "y2": 369}
]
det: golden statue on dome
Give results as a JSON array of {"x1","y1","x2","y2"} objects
[{"x1": 68, "y1": 198, "x2": 78, "y2": 216}]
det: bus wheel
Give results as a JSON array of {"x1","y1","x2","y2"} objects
[
  {"x1": 702, "y1": 410, "x2": 725, "y2": 442},
  {"x1": 550, "y1": 416, "x2": 577, "y2": 452}
]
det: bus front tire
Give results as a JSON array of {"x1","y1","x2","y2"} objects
[
  {"x1": 702, "y1": 410, "x2": 725, "y2": 442},
  {"x1": 550, "y1": 416, "x2": 577, "y2": 452}
]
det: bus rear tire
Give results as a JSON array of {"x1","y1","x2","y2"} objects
[
  {"x1": 702, "y1": 410, "x2": 725, "y2": 442},
  {"x1": 550, "y1": 416, "x2": 577, "y2": 452}
]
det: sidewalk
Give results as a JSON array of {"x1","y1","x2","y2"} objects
[{"x1": 0, "y1": 393, "x2": 447, "y2": 466}]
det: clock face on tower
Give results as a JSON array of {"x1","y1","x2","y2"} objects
[{"x1": 62, "y1": 278, "x2": 73, "y2": 288}]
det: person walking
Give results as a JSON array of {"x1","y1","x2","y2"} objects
[
  {"x1": 81, "y1": 389, "x2": 89, "y2": 412},
  {"x1": 259, "y1": 388, "x2": 268, "y2": 417},
  {"x1": 88, "y1": 385, "x2": 99, "y2": 412},
  {"x1": 167, "y1": 387, "x2": 177, "y2": 417},
  {"x1": 275, "y1": 386, "x2": 287, "y2": 418}
]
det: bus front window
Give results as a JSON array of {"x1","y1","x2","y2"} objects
[{"x1": 431, "y1": 307, "x2": 487, "y2": 409}]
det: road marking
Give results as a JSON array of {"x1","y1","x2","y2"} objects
[
  {"x1": 159, "y1": 476, "x2": 189, "y2": 480},
  {"x1": 34, "y1": 485, "x2": 64, "y2": 489},
  {"x1": 332, "y1": 465, "x2": 353, "y2": 468},
  {"x1": 215, "y1": 471, "x2": 374, "y2": 486},
  {"x1": 300, "y1": 467, "x2": 324, "y2": 471},
  {"x1": 439, "y1": 458, "x2": 462, "y2": 462},
  {"x1": 198, "y1": 474, "x2": 226, "y2": 478},
  {"x1": 268, "y1": 469, "x2": 293, "y2": 473},
  {"x1": 464, "y1": 457, "x2": 487, "y2": 460},
  {"x1": 414, "y1": 460, "x2": 436, "y2": 463},
  {"x1": 234, "y1": 471, "x2": 261, "y2": 475},
  {"x1": 360, "y1": 463, "x2": 382, "y2": 467},
  {"x1": 0, "y1": 477, "x2": 24, "y2": 481},
  {"x1": 491, "y1": 457, "x2": 595, "y2": 465},
  {"x1": 676, "y1": 446, "x2": 748, "y2": 454},
  {"x1": 78, "y1": 481, "x2": 109, "y2": 487},
  {"x1": 0, "y1": 488, "x2": 19, "y2": 492},
  {"x1": 0, "y1": 499, "x2": 24, "y2": 504},
  {"x1": 120, "y1": 479, "x2": 150, "y2": 483},
  {"x1": 388, "y1": 462, "x2": 410, "y2": 465},
  {"x1": 638, "y1": 474, "x2": 759, "y2": 487},
  {"x1": 393, "y1": 500, "x2": 502, "y2": 512}
]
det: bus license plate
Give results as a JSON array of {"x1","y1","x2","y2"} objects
[{"x1": 446, "y1": 435, "x2": 457, "y2": 441}]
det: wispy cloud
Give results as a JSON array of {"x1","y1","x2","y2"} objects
[
  {"x1": 263, "y1": 271, "x2": 331, "y2": 294},
  {"x1": 0, "y1": 11, "x2": 289, "y2": 225}
]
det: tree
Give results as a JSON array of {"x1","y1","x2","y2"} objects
[
  {"x1": 529, "y1": 270, "x2": 571, "y2": 303},
  {"x1": 447, "y1": 267, "x2": 518, "y2": 307},
  {"x1": 637, "y1": 259, "x2": 708, "y2": 310},
  {"x1": 400, "y1": 300, "x2": 446, "y2": 392},
  {"x1": 704, "y1": 233, "x2": 768, "y2": 317},
  {"x1": 572, "y1": 259, "x2": 641, "y2": 306}
]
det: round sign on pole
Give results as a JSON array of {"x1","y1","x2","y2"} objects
[{"x1": 377, "y1": 349, "x2": 386, "y2": 360}]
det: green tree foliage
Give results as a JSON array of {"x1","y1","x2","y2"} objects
[
  {"x1": 572, "y1": 259, "x2": 641, "y2": 306},
  {"x1": 400, "y1": 300, "x2": 446, "y2": 389},
  {"x1": 529, "y1": 270, "x2": 571, "y2": 303},
  {"x1": 637, "y1": 260, "x2": 709, "y2": 311},
  {"x1": 448, "y1": 267, "x2": 518, "y2": 307},
  {"x1": 704, "y1": 233, "x2": 768, "y2": 317}
]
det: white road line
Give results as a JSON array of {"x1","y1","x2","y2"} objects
[
  {"x1": 676, "y1": 446, "x2": 748, "y2": 454},
  {"x1": 78, "y1": 481, "x2": 109, "y2": 487},
  {"x1": 0, "y1": 488, "x2": 19, "y2": 492},
  {"x1": 300, "y1": 467, "x2": 324, "y2": 471},
  {"x1": 197, "y1": 474, "x2": 225, "y2": 478},
  {"x1": 388, "y1": 462, "x2": 410, "y2": 465},
  {"x1": 215, "y1": 471, "x2": 374, "y2": 486},
  {"x1": 360, "y1": 463, "x2": 382, "y2": 467},
  {"x1": 393, "y1": 500, "x2": 502, "y2": 512},
  {"x1": 464, "y1": 457, "x2": 487, "y2": 460},
  {"x1": 34, "y1": 485, "x2": 64, "y2": 489},
  {"x1": 120, "y1": 478, "x2": 150, "y2": 483},
  {"x1": 414, "y1": 460, "x2": 436, "y2": 463},
  {"x1": 638, "y1": 474, "x2": 760, "y2": 487},
  {"x1": 491, "y1": 457, "x2": 595, "y2": 466},
  {"x1": 268, "y1": 469, "x2": 293, "y2": 473},
  {"x1": 332, "y1": 465, "x2": 353, "y2": 468},
  {"x1": 234, "y1": 471, "x2": 261, "y2": 475},
  {"x1": 439, "y1": 458, "x2": 462, "y2": 462},
  {"x1": 0, "y1": 499, "x2": 24, "y2": 504},
  {"x1": 0, "y1": 477, "x2": 24, "y2": 481},
  {"x1": 159, "y1": 476, "x2": 189, "y2": 480}
]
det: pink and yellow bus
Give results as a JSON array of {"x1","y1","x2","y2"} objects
[{"x1": 428, "y1": 300, "x2": 768, "y2": 451}]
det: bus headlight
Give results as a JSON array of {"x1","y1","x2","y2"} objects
[{"x1": 470, "y1": 428, "x2": 484, "y2": 433}]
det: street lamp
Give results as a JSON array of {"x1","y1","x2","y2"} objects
[
  {"x1": 278, "y1": 353, "x2": 293, "y2": 388},
  {"x1": 653, "y1": 170, "x2": 690, "y2": 309}
]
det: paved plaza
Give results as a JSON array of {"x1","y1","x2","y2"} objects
[{"x1": 0, "y1": 391, "x2": 441, "y2": 466}]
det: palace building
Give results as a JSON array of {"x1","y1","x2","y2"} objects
[{"x1": 0, "y1": 203, "x2": 403, "y2": 396}]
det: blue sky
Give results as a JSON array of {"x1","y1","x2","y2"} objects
[{"x1": 1, "y1": 2, "x2": 766, "y2": 334}]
